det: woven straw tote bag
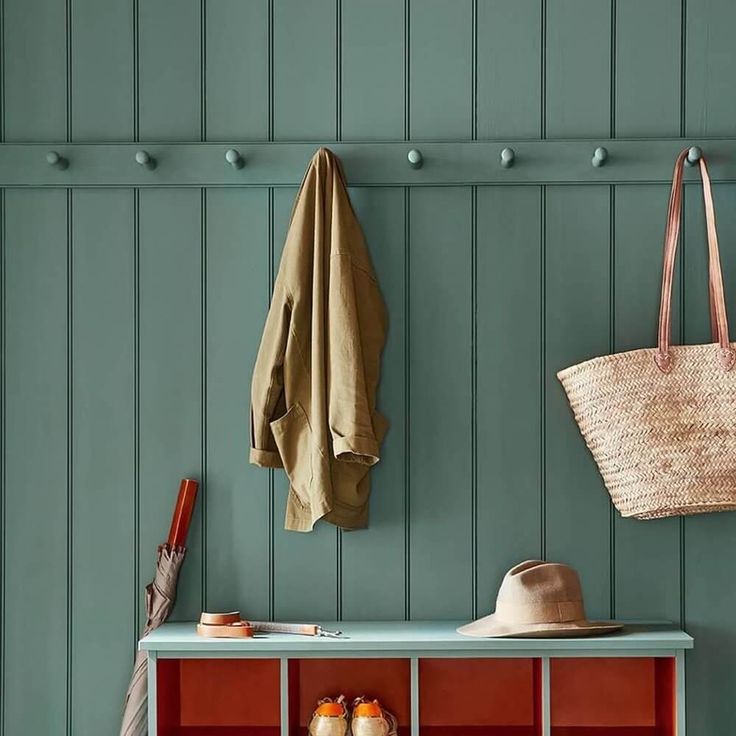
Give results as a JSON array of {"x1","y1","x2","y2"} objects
[{"x1": 558, "y1": 149, "x2": 736, "y2": 519}]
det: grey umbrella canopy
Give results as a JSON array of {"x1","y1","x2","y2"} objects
[{"x1": 120, "y1": 544, "x2": 186, "y2": 736}]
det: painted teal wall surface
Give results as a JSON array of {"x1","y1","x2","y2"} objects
[{"x1": 1, "y1": 0, "x2": 735, "y2": 734}]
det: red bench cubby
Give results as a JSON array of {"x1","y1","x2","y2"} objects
[
  {"x1": 550, "y1": 657, "x2": 675, "y2": 735},
  {"x1": 288, "y1": 658, "x2": 411, "y2": 736},
  {"x1": 419, "y1": 658, "x2": 541, "y2": 736},
  {"x1": 157, "y1": 658, "x2": 281, "y2": 736}
]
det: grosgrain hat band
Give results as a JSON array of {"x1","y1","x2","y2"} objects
[{"x1": 494, "y1": 599, "x2": 585, "y2": 624}]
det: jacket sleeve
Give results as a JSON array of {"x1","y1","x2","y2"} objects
[
  {"x1": 249, "y1": 285, "x2": 291, "y2": 468},
  {"x1": 328, "y1": 254, "x2": 384, "y2": 466}
]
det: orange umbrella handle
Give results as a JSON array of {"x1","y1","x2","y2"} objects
[{"x1": 167, "y1": 478, "x2": 199, "y2": 548}]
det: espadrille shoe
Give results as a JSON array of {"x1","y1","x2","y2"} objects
[
  {"x1": 350, "y1": 698, "x2": 398, "y2": 736},
  {"x1": 309, "y1": 696, "x2": 349, "y2": 736}
]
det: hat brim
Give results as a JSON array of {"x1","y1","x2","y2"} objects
[{"x1": 457, "y1": 613, "x2": 623, "y2": 639}]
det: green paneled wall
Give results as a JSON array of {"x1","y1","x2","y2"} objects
[{"x1": 1, "y1": 0, "x2": 735, "y2": 734}]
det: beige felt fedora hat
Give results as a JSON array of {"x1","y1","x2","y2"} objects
[{"x1": 458, "y1": 560, "x2": 623, "y2": 638}]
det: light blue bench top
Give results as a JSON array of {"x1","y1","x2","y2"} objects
[{"x1": 140, "y1": 620, "x2": 692, "y2": 656}]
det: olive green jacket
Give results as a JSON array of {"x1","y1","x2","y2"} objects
[{"x1": 249, "y1": 148, "x2": 388, "y2": 531}]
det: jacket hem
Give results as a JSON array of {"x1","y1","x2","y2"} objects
[
  {"x1": 323, "y1": 504, "x2": 369, "y2": 530},
  {"x1": 284, "y1": 492, "x2": 331, "y2": 532},
  {"x1": 249, "y1": 447, "x2": 283, "y2": 468},
  {"x1": 324, "y1": 495, "x2": 370, "y2": 530}
]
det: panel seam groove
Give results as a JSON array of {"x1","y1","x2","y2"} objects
[
  {"x1": 540, "y1": 0, "x2": 546, "y2": 139},
  {"x1": 471, "y1": 0, "x2": 478, "y2": 141},
  {"x1": 335, "y1": 0, "x2": 342, "y2": 142},
  {"x1": 679, "y1": 185, "x2": 687, "y2": 734},
  {"x1": 200, "y1": 0, "x2": 207, "y2": 142},
  {"x1": 680, "y1": 516, "x2": 686, "y2": 629},
  {"x1": 403, "y1": 186, "x2": 411, "y2": 620},
  {"x1": 267, "y1": 187, "x2": 275, "y2": 620},
  {"x1": 608, "y1": 184, "x2": 616, "y2": 619},
  {"x1": 679, "y1": 0, "x2": 686, "y2": 138},
  {"x1": 0, "y1": 0, "x2": 4, "y2": 142},
  {"x1": 540, "y1": 185, "x2": 546, "y2": 559},
  {"x1": 199, "y1": 0, "x2": 208, "y2": 617},
  {"x1": 133, "y1": 0, "x2": 140, "y2": 141},
  {"x1": 268, "y1": 0, "x2": 274, "y2": 142},
  {"x1": 679, "y1": 197, "x2": 686, "y2": 630},
  {"x1": 66, "y1": 0, "x2": 72, "y2": 142},
  {"x1": 335, "y1": 0, "x2": 343, "y2": 623},
  {"x1": 133, "y1": 189, "x2": 141, "y2": 639},
  {"x1": 470, "y1": 184, "x2": 478, "y2": 619},
  {"x1": 65, "y1": 188, "x2": 73, "y2": 736},
  {"x1": 200, "y1": 187, "x2": 207, "y2": 610},
  {"x1": 336, "y1": 529, "x2": 342, "y2": 620},
  {"x1": 610, "y1": 0, "x2": 616, "y2": 139},
  {"x1": 8, "y1": 169, "x2": 736, "y2": 189},
  {"x1": 404, "y1": 0, "x2": 410, "y2": 140},
  {"x1": 0, "y1": 189, "x2": 5, "y2": 736}
]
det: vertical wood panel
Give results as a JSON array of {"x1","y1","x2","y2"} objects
[
  {"x1": 71, "y1": 189, "x2": 135, "y2": 735},
  {"x1": 545, "y1": 0, "x2": 611, "y2": 138},
  {"x1": 205, "y1": 0, "x2": 269, "y2": 141},
  {"x1": 615, "y1": 0, "x2": 681, "y2": 137},
  {"x1": 341, "y1": 0, "x2": 405, "y2": 140},
  {"x1": 686, "y1": 0, "x2": 736, "y2": 136},
  {"x1": 476, "y1": 185, "x2": 542, "y2": 611},
  {"x1": 545, "y1": 185, "x2": 611, "y2": 618},
  {"x1": 612, "y1": 184, "x2": 681, "y2": 621},
  {"x1": 409, "y1": 187, "x2": 473, "y2": 619},
  {"x1": 272, "y1": 0, "x2": 336, "y2": 141},
  {"x1": 3, "y1": 0, "x2": 67, "y2": 140},
  {"x1": 410, "y1": 0, "x2": 473, "y2": 140},
  {"x1": 270, "y1": 186, "x2": 338, "y2": 620},
  {"x1": 4, "y1": 190, "x2": 68, "y2": 735},
  {"x1": 477, "y1": 0, "x2": 542, "y2": 139},
  {"x1": 71, "y1": 0, "x2": 133, "y2": 140},
  {"x1": 340, "y1": 187, "x2": 406, "y2": 619},
  {"x1": 612, "y1": 0, "x2": 684, "y2": 627},
  {"x1": 683, "y1": 182, "x2": 736, "y2": 735},
  {"x1": 139, "y1": 189, "x2": 202, "y2": 621},
  {"x1": 205, "y1": 188, "x2": 271, "y2": 618},
  {"x1": 139, "y1": 0, "x2": 201, "y2": 139}
]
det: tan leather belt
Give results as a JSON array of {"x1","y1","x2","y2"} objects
[
  {"x1": 196, "y1": 611, "x2": 342, "y2": 638},
  {"x1": 197, "y1": 611, "x2": 254, "y2": 638}
]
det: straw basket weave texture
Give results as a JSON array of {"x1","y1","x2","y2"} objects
[{"x1": 558, "y1": 150, "x2": 736, "y2": 520}]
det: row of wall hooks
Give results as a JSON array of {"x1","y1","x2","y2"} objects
[
  {"x1": 407, "y1": 145, "x2": 704, "y2": 170},
  {"x1": 1, "y1": 139, "x2": 731, "y2": 188},
  {"x1": 40, "y1": 145, "x2": 706, "y2": 173}
]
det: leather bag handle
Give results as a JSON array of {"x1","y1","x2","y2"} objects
[{"x1": 655, "y1": 149, "x2": 735, "y2": 372}]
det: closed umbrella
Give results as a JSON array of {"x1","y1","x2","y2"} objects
[{"x1": 120, "y1": 478, "x2": 199, "y2": 736}]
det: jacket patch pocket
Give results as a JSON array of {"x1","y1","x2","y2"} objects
[{"x1": 270, "y1": 402, "x2": 313, "y2": 506}]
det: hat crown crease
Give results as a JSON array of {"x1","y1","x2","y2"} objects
[{"x1": 495, "y1": 560, "x2": 587, "y2": 623}]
